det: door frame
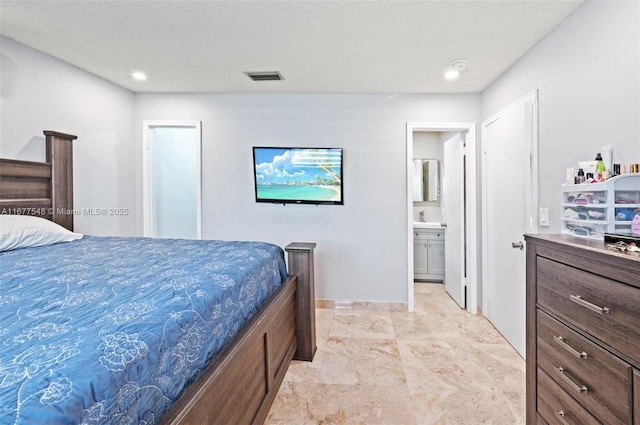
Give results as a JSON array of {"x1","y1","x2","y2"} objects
[
  {"x1": 142, "y1": 120, "x2": 202, "y2": 239},
  {"x1": 480, "y1": 90, "x2": 539, "y2": 317},
  {"x1": 406, "y1": 122, "x2": 478, "y2": 314}
]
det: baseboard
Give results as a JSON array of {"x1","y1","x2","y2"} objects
[{"x1": 316, "y1": 298, "x2": 407, "y2": 312}]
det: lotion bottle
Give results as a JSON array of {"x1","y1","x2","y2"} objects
[{"x1": 632, "y1": 211, "x2": 640, "y2": 237}]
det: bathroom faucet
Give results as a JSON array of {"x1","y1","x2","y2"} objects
[{"x1": 419, "y1": 211, "x2": 425, "y2": 222}]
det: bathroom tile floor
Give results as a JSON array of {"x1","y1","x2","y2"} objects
[{"x1": 265, "y1": 282, "x2": 526, "y2": 425}]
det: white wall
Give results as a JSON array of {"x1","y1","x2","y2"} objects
[
  {"x1": 482, "y1": 0, "x2": 640, "y2": 234},
  {"x1": 134, "y1": 94, "x2": 481, "y2": 303},
  {"x1": 1, "y1": 36, "x2": 481, "y2": 303},
  {"x1": 0, "y1": 36, "x2": 137, "y2": 236}
]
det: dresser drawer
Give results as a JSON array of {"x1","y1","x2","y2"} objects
[
  {"x1": 537, "y1": 415, "x2": 549, "y2": 425},
  {"x1": 537, "y1": 256, "x2": 640, "y2": 363},
  {"x1": 537, "y1": 310, "x2": 632, "y2": 425},
  {"x1": 537, "y1": 368, "x2": 601, "y2": 425}
]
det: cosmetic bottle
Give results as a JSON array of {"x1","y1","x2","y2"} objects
[
  {"x1": 595, "y1": 153, "x2": 606, "y2": 181},
  {"x1": 632, "y1": 211, "x2": 640, "y2": 237},
  {"x1": 613, "y1": 164, "x2": 621, "y2": 176},
  {"x1": 576, "y1": 168, "x2": 585, "y2": 184}
]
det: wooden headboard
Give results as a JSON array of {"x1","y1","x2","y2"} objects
[{"x1": 0, "y1": 131, "x2": 77, "y2": 231}]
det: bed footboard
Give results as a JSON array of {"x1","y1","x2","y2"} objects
[
  {"x1": 285, "y1": 242, "x2": 317, "y2": 361},
  {"x1": 159, "y1": 275, "x2": 297, "y2": 425},
  {"x1": 160, "y1": 242, "x2": 316, "y2": 425}
]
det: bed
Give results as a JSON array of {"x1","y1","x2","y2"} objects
[{"x1": 0, "y1": 131, "x2": 317, "y2": 425}]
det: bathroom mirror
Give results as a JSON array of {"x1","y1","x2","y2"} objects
[{"x1": 413, "y1": 158, "x2": 440, "y2": 202}]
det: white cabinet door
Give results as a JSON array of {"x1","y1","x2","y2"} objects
[
  {"x1": 413, "y1": 237, "x2": 429, "y2": 276},
  {"x1": 427, "y1": 239, "x2": 445, "y2": 276}
]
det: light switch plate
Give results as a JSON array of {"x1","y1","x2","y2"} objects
[{"x1": 539, "y1": 207, "x2": 549, "y2": 227}]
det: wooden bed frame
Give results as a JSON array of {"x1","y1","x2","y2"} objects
[{"x1": 0, "y1": 131, "x2": 317, "y2": 425}]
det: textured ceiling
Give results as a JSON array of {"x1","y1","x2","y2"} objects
[{"x1": 0, "y1": 0, "x2": 584, "y2": 93}]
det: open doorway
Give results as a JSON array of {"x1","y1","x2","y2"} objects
[{"x1": 406, "y1": 123, "x2": 478, "y2": 314}]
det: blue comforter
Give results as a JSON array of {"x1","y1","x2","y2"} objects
[{"x1": 0, "y1": 236, "x2": 288, "y2": 425}]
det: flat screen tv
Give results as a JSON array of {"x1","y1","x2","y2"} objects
[{"x1": 252, "y1": 147, "x2": 343, "y2": 205}]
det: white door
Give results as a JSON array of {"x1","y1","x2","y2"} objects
[
  {"x1": 143, "y1": 121, "x2": 202, "y2": 239},
  {"x1": 482, "y1": 93, "x2": 537, "y2": 358},
  {"x1": 442, "y1": 132, "x2": 466, "y2": 308}
]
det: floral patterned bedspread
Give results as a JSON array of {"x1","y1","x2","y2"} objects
[{"x1": 0, "y1": 236, "x2": 288, "y2": 425}]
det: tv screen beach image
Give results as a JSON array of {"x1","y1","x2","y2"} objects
[{"x1": 253, "y1": 147, "x2": 342, "y2": 204}]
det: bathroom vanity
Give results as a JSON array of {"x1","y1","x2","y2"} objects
[{"x1": 413, "y1": 222, "x2": 445, "y2": 281}]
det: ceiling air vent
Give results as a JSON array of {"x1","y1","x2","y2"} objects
[{"x1": 245, "y1": 71, "x2": 284, "y2": 81}]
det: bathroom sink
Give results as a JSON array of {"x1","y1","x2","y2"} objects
[{"x1": 413, "y1": 221, "x2": 443, "y2": 229}]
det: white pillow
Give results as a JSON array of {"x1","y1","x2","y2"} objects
[{"x1": 0, "y1": 215, "x2": 83, "y2": 252}]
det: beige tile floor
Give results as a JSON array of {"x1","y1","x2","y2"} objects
[{"x1": 265, "y1": 282, "x2": 526, "y2": 425}]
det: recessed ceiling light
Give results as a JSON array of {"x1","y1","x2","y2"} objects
[
  {"x1": 445, "y1": 69, "x2": 460, "y2": 80},
  {"x1": 131, "y1": 71, "x2": 148, "y2": 81},
  {"x1": 444, "y1": 60, "x2": 468, "y2": 81}
]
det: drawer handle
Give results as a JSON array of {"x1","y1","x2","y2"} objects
[
  {"x1": 554, "y1": 410, "x2": 570, "y2": 425},
  {"x1": 554, "y1": 367, "x2": 588, "y2": 394},
  {"x1": 569, "y1": 294, "x2": 611, "y2": 315},
  {"x1": 554, "y1": 335, "x2": 588, "y2": 359}
]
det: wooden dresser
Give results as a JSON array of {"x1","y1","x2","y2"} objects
[{"x1": 525, "y1": 234, "x2": 640, "y2": 425}]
